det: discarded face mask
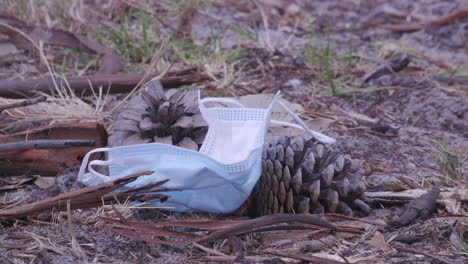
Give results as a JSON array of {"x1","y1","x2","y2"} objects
[{"x1": 78, "y1": 91, "x2": 336, "y2": 213}]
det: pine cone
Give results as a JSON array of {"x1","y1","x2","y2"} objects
[
  {"x1": 108, "y1": 80, "x2": 208, "y2": 150},
  {"x1": 249, "y1": 135, "x2": 371, "y2": 217}
]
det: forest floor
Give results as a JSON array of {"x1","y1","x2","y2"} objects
[{"x1": 0, "y1": 0, "x2": 467, "y2": 263}]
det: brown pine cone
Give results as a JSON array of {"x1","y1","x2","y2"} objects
[
  {"x1": 108, "y1": 80, "x2": 208, "y2": 150},
  {"x1": 248, "y1": 135, "x2": 371, "y2": 216}
]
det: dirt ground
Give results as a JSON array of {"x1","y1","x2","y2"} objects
[{"x1": 0, "y1": 0, "x2": 467, "y2": 263}]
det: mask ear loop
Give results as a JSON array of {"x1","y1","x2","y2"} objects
[
  {"x1": 199, "y1": 97, "x2": 247, "y2": 108},
  {"x1": 197, "y1": 90, "x2": 335, "y2": 144},
  {"x1": 198, "y1": 89, "x2": 250, "y2": 109},
  {"x1": 88, "y1": 160, "x2": 112, "y2": 181},
  {"x1": 270, "y1": 99, "x2": 337, "y2": 144},
  {"x1": 78, "y1": 147, "x2": 112, "y2": 182}
]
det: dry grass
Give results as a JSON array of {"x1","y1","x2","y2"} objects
[
  {"x1": 0, "y1": 83, "x2": 111, "y2": 132},
  {"x1": 431, "y1": 137, "x2": 468, "y2": 187},
  {"x1": 2, "y1": 0, "x2": 87, "y2": 28},
  {"x1": 82, "y1": 202, "x2": 139, "y2": 226},
  {"x1": 0, "y1": 190, "x2": 28, "y2": 210}
]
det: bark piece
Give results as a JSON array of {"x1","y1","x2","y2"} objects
[
  {"x1": 0, "y1": 139, "x2": 95, "y2": 152},
  {"x1": 362, "y1": 54, "x2": 411, "y2": 83},
  {"x1": 0, "y1": 122, "x2": 107, "y2": 175},
  {"x1": 391, "y1": 187, "x2": 440, "y2": 227}
]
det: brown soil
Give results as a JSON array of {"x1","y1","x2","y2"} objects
[{"x1": 0, "y1": 0, "x2": 467, "y2": 263}]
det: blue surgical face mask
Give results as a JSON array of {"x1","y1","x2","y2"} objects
[{"x1": 78, "y1": 91, "x2": 336, "y2": 213}]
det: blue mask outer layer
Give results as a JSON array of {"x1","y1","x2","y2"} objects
[{"x1": 93, "y1": 143, "x2": 263, "y2": 213}]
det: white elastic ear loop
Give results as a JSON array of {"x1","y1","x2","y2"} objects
[
  {"x1": 88, "y1": 160, "x2": 112, "y2": 182},
  {"x1": 271, "y1": 99, "x2": 337, "y2": 144},
  {"x1": 198, "y1": 90, "x2": 335, "y2": 143},
  {"x1": 78, "y1": 147, "x2": 111, "y2": 182},
  {"x1": 199, "y1": 97, "x2": 246, "y2": 108}
]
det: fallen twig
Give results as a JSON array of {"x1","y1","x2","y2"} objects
[
  {"x1": 263, "y1": 249, "x2": 346, "y2": 264},
  {"x1": 97, "y1": 214, "x2": 371, "y2": 247},
  {"x1": 317, "y1": 238, "x2": 351, "y2": 264},
  {"x1": 322, "y1": 213, "x2": 387, "y2": 227},
  {"x1": 365, "y1": 187, "x2": 468, "y2": 215},
  {"x1": 391, "y1": 245, "x2": 453, "y2": 264},
  {"x1": 0, "y1": 251, "x2": 15, "y2": 264},
  {"x1": 195, "y1": 255, "x2": 267, "y2": 262},
  {"x1": 0, "y1": 171, "x2": 172, "y2": 221},
  {"x1": 0, "y1": 95, "x2": 46, "y2": 112},
  {"x1": 196, "y1": 214, "x2": 336, "y2": 244},
  {"x1": 0, "y1": 139, "x2": 95, "y2": 152},
  {"x1": 0, "y1": 177, "x2": 35, "y2": 190},
  {"x1": 0, "y1": 67, "x2": 207, "y2": 98},
  {"x1": 397, "y1": 176, "x2": 422, "y2": 189},
  {"x1": 383, "y1": 8, "x2": 468, "y2": 32},
  {"x1": 192, "y1": 242, "x2": 228, "y2": 257},
  {"x1": 336, "y1": 109, "x2": 399, "y2": 138},
  {"x1": 346, "y1": 126, "x2": 399, "y2": 138},
  {"x1": 432, "y1": 75, "x2": 468, "y2": 86}
]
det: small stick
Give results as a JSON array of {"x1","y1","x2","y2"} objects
[
  {"x1": 316, "y1": 238, "x2": 350, "y2": 264},
  {"x1": 192, "y1": 242, "x2": 228, "y2": 257},
  {"x1": 322, "y1": 213, "x2": 388, "y2": 227},
  {"x1": 68, "y1": 200, "x2": 86, "y2": 258},
  {"x1": 432, "y1": 75, "x2": 468, "y2": 85},
  {"x1": 0, "y1": 252, "x2": 15, "y2": 264},
  {"x1": 0, "y1": 95, "x2": 47, "y2": 112},
  {"x1": 111, "y1": 203, "x2": 130, "y2": 226},
  {"x1": 0, "y1": 139, "x2": 96, "y2": 153},
  {"x1": 383, "y1": 8, "x2": 468, "y2": 33},
  {"x1": 195, "y1": 256, "x2": 266, "y2": 262},
  {"x1": 391, "y1": 245, "x2": 453, "y2": 264},
  {"x1": 263, "y1": 249, "x2": 344, "y2": 264},
  {"x1": 196, "y1": 214, "x2": 336, "y2": 244},
  {"x1": 398, "y1": 175, "x2": 422, "y2": 189}
]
